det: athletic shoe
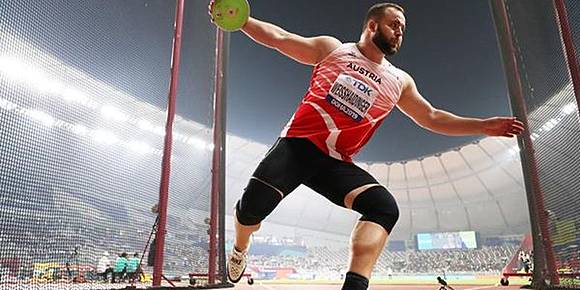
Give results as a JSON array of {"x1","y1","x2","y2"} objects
[{"x1": 227, "y1": 247, "x2": 247, "y2": 283}]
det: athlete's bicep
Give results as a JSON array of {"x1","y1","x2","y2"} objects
[
  {"x1": 274, "y1": 34, "x2": 341, "y2": 65},
  {"x1": 396, "y1": 72, "x2": 436, "y2": 127}
]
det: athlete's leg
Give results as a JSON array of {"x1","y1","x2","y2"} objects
[
  {"x1": 233, "y1": 177, "x2": 284, "y2": 252},
  {"x1": 233, "y1": 213, "x2": 259, "y2": 252},
  {"x1": 344, "y1": 184, "x2": 399, "y2": 277},
  {"x1": 305, "y1": 161, "x2": 399, "y2": 290},
  {"x1": 348, "y1": 220, "x2": 388, "y2": 277},
  {"x1": 229, "y1": 177, "x2": 283, "y2": 283},
  {"x1": 229, "y1": 138, "x2": 323, "y2": 282},
  {"x1": 232, "y1": 138, "x2": 321, "y2": 251},
  {"x1": 342, "y1": 220, "x2": 388, "y2": 289}
]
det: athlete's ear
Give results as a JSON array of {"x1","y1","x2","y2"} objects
[{"x1": 367, "y1": 19, "x2": 378, "y2": 33}]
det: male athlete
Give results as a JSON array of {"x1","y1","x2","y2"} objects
[{"x1": 209, "y1": 3, "x2": 524, "y2": 289}]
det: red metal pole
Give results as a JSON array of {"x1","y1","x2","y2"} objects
[
  {"x1": 493, "y1": 1, "x2": 560, "y2": 285},
  {"x1": 152, "y1": 0, "x2": 185, "y2": 286},
  {"x1": 208, "y1": 28, "x2": 226, "y2": 285},
  {"x1": 553, "y1": 0, "x2": 580, "y2": 117}
]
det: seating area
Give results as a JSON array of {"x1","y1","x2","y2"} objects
[{"x1": 246, "y1": 244, "x2": 519, "y2": 275}]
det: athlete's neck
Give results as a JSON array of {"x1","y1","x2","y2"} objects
[{"x1": 356, "y1": 41, "x2": 385, "y2": 65}]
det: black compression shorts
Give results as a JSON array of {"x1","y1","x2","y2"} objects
[{"x1": 251, "y1": 137, "x2": 379, "y2": 207}]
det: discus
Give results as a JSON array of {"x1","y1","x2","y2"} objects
[{"x1": 211, "y1": 0, "x2": 250, "y2": 32}]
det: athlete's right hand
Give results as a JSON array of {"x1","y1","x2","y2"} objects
[{"x1": 482, "y1": 117, "x2": 525, "y2": 137}]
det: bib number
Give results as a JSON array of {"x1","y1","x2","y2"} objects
[{"x1": 326, "y1": 74, "x2": 376, "y2": 122}]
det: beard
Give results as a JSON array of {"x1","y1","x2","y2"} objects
[{"x1": 372, "y1": 26, "x2": 399, "y2": 56}]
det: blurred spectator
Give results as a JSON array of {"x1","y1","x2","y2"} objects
[
  {"x1": 243, "y1": 243, "x2": 519, "y2": 275},
  {"x1": 127, "y1": 252, "x2": 140, "y2": 283},
  {"x1": 112, "y1": 252, "x2": 128, "y2": 283},
  {"x1": 96, "y1": 251, "x2": 113, "y2": 282}
]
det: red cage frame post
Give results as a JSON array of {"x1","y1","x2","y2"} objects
[
  {"x1": 152, "y1": 0, "x2": 186, "y2": 287},
  {"x1": 553, "y1": 0, "x2": 580, "y2": 117},
  {"x1": 489, "y1": 0, "x2": 560, "y2": 286},
  {"x1": 208, "y1": 27, "x2": 227, "y2": 285}
]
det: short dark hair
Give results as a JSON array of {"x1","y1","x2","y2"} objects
[{"x1": 363, "y1": 3, "x2": 405, "y2": 30}]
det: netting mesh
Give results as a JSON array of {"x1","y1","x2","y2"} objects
[
  {"x1": 567, "y1": 0, "x2": 580, "y2": 54},
  {"x1": 0, "y1": 0, "x2": 217, "y2": 288},
  {"x1": 493, "y1": 0, "x2": 579, "y2": 288}
]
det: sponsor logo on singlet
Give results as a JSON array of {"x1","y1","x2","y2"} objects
[{"x1": 326, "y1": 74, "x2": 377, "y2": 122}]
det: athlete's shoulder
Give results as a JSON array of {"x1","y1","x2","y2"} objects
[
  {"x1": 404, "y1": 69, "x2": 417, "y2": 85},
  {"x1": 395, "y1": 68, "x2": 419, "y2": 94},
  {"x1": 389, "y1": 65, "x2": 411, "y2": 85},
  {"x1": 317, "y1": 35, "x2": 342, "y2": 48},
  {"x1": 313, "y1": 37, "x2": 344, "y2": 63}
]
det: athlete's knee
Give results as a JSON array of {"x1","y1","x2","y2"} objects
[
  {"x1": 351, "y1": 185, "x2": 399, "y2": 233},
  {"x1": 235, "y1": 177, "x2": 284, "y2": 226}
]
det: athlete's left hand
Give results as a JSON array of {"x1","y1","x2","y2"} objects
[
  {"x1": 208, "y1": 0, "x2": 216, "y2": 23},
  {"x1": 482, "y1": 117, "x2": 525, "y2": 137}
]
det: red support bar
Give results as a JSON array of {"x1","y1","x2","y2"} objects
[
  {"x1": 152, "y1": 0, "x2": 186, "y2": 286},
  {"x1": 492, "y1": 0, "x2": 560, "y2": 285},
  {"x1": 553, "y1": 0, "x2": 580, "y2": 117},
  {"x1": 208, "y1": 28, "x2": 226, "y2": 285}
]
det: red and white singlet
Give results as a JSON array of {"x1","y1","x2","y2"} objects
[{"x1": 281, "y1": 43, "x2": 405, "y2": 162}]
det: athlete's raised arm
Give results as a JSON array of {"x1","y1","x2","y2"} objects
[
  {"x1": 208, "y1": 1, "x2": 341, "y2": 65},
  {"x1": 397, "y1": 71, "x2": 524, "y2": 137},
  {"x1": 240, "y1": 17, "x2": 341, "y2": 65}
]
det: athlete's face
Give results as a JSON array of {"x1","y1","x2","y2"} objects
[{"x1": 371, "y1": 8, "x2": 406, "y2": 56}]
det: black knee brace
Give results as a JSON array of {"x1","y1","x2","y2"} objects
[
  {"x1": 351, "y1": 186, "x2": 399, "y2": 233},
  {"x1": 235, "y1": 178, "x2": 284, "y2": 226}
]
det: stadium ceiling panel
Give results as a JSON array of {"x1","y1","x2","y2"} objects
[
  {"x1": 412, "y1": 207, "x2": 439, "y2": 232},
  {"x1": 467, "y1": 202, "x2": 508, "y2": 235},
  {"x1": 368, "y1": 163, "x2": 390, "y2": 186},
  {"x1": 387, "y1": 163, "x2": 406, "y2": 189},
  {"x1": 453, "y1": 176, "x2": 489, "y2": 202},
  {"x1": 407, "y1": 187, "x2": 432, "y2": 206},
  {"x1": 392, "y1": 208, "x2": 412, "y2": 240},
  {"x1": 430, "y1": 183, "x2": 459, "y2": 203},
  {"x1": 439, "y1": 151, "x2": 470, "y2": 180},
  {"x1": 404, "y1": 160, "x2": 428, "y2": 188},
  {"x1": 438, "y1": 207, "x2": 470, "y2": 232},
  {"x1": 324, "y1": 206, "x2": 360, "y2": 234},
  {"x1": 419, "y1": 156, "x2": 448, "y2": 185},
  {"x1": 293, "y1": 190, "x2": 334, "y2": 231}
]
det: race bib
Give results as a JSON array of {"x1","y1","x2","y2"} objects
[{"x1": 326, "y1": 74, "x2": 377, "y2": 122}]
